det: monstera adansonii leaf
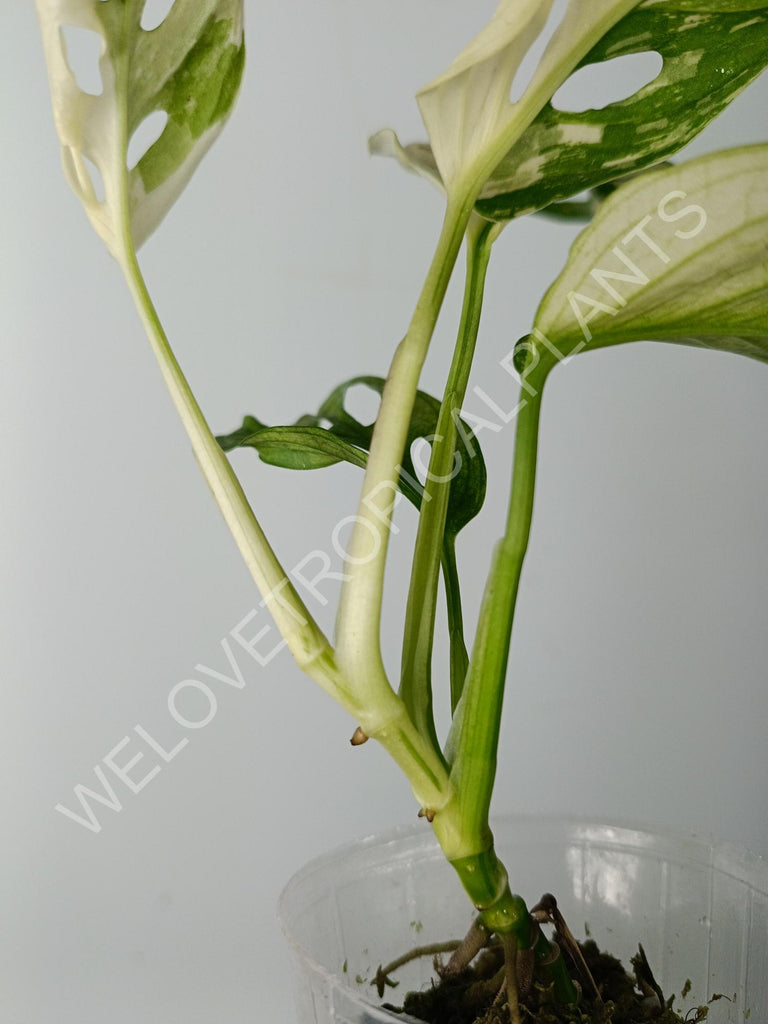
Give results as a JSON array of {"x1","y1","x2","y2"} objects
[
  {"x1": 530, "y1": 144, "x2": 768, "y2": 364},
  {"x1": 36, "y1": 0, "x2": 245, "y2": 261},
  {"x1": 414, "y1": 0, "x2": 643, "y2": 201},
  {"x1": 35, "y1": 3, "x2": 337, "y2": 677},
  {"x1": 372, "y1": 1, "x2": 768, "y2": 224}
]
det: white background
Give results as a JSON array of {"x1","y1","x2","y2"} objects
[{"x1": 2, "y1": 3, "x2": 767, "y2": 1022}]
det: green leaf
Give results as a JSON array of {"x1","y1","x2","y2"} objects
[
  {"x1": 374, "y1": 2, "x2": 768, "y2": 223},
  {"x1": 36, "y1": 0, "x2": 245, "y2": 258},
  {"x1": 476, "y1": 1, "x2": 768, "y2": 221},
  {"x1": 531, "y1": 144, "x2": 768, "y2": 361},
  {"x1": 218, "y1": 377, "x2": 487, "y2": 538},
  {"x1": 218, "y1": 416, "x2": 367, "y2": 472}
]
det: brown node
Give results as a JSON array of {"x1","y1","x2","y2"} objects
[{"x1": 350, "y1": 726, "x2": 369, "y2": 746}]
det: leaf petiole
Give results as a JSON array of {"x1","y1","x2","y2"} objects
[
  {"x1": 334, "y1": 195, "x2": 475, "y2": 707},
  {"x1": 449, "y1": 351, "x2": 553, "y2": 850},
  {"x1": 400, "y1": 215, "x2": 501, "y2": 747},
  {"x1": 119, "y1": 239, "x2": 334, "y2": 676}
]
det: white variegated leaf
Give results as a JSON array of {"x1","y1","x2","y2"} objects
[
  {"x1": 415, "y1": 0, "x2": 641, "y2": 199},
  {"x1": 368, "y1": 129, "x2": 443, "y2": 192},
  {"x1": 532, "y1": 145, "x2": 768, "y2": 363},
  {"x1": 376, "y1": 1, "x2": 768, "y2": 227},
  {"x1": 415, "y1": 0, "x2": 554, "y2": 193},
  {"x1": 36, "y1": 0, "x2": 245, "y2": 260},
  {"x1": 476, "y1": 0, "x2": 768, "y2": 221}
]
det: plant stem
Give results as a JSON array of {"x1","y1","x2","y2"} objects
[
  {"x1": 445, "y1": 839, "x2": 578, "y2": 1002},
  {"x1": 400, "y1": 216, "x2": 500, "y2": 742},
  {"x1": 426, "y1": 347, "x2": 578, "y2": 985},
  {"x1": 334, "y1": 195, "x2": 473, "y2": 709},
  {"x1": 441, "y1": 537, "x2": 469, "y2": 716},
  {"x1": 120, "y1": 251, "x2": 330, "y2": 663},
  {"x1": 449, "y1": 353, "x2": 552, "y2": 849}
]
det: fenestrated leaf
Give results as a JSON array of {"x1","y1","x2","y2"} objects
[
  {"x1": 531, "y1": 144, "x2": 768, "y2": 361},
  {"x1": 218, "y1": 377, "x2": 487, "y2": 538},
  {"x1": 36, "y1": 0, "x2": 245, "y2": 259},
  {"x1": 476, "y1": 0, "x2": 768, "y2": 221},
  {"x1": 414, "y1": 0, "x2": 554, "y2": 195},
  {"x1": 320, "y1": 378, "x2": 487, "y2": 539},
  {"x1": 414, "y1": 0, "x2": 641, "y2": 200},
  {"x1": 374, "y1": 2, "x2": 768, "y2": 224}
]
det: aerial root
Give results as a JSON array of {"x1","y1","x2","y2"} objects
[
  {"x1": 371, "y1": 941, "x2": 461, "y2": 999},
  {"x1": 501, "y1": 933, "x2": 521, "y2": 1024},
  {"x1": 532, "y1": 892, "x2": 603, "y2": 1006},
  {"x1": 443, "y1": 917, "x2": 490, "y2": 976}
]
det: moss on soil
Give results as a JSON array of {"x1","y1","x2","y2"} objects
[{"x1": 382, "y1": 940, "x2": 710, "y2": 1024}]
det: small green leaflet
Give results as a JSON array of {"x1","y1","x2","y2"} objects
[
  {"x1": 216, "y1": 416, "x2": 367, "y2": 473},
  {"x1": 36, "y1": 0, "x2": 245, "y2": 259},
  {"x1": 373, "y1": 1, "x2": 768, "y2": 224},
  {"x1": 217, "y1": 376, "x2": 487, "y2": 539},
  {"x1": 531, "y1": 144, "x2": 768, "y2": 361}
]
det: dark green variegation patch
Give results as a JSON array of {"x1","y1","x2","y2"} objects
[{"x1": 141, "y1": 17, "x2": 245, "y2": 191}]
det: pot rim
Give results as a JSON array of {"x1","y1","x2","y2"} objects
[{"x1": 277, "y1": 811, "x2": 768, "y2": 978}]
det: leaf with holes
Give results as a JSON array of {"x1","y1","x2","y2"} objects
[
  {"x1": 218, "y1": 377, "x2": 487, "y2": 539},
  {"x1": 413, "y1": 0, "x2": 554, "y2": 194},
  {"x1": 410, "y1": 0, "x2": 641, "y2": 201},
  {"x1": 476, "y1": 0, "x2": 768, "y2": 221},
  {"x1": 36, "y1": 0, "x2": 245, "y2": 260},
  {"x1": 374, "y1": 2, "x2": 768, "y2": 223},
  {"x1": 531, "y1": 144, "x2": 768, "y2": 363}
]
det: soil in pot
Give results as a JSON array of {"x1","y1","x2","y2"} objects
[{"x1": 378, "y1": 928, "x2": 711, "y2": 1024}]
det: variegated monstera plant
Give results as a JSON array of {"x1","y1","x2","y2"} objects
[{"x1": 36, "y1": 0, "x2": 768, "y2": 1018}]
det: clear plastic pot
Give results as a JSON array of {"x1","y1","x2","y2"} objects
[{"x1": 278, "y1": 816, "x2": 768, "y2": 1024}]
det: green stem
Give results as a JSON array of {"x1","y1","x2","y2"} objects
[
  {"x1": 450, "y1": 355, "x2": 552, "y2": 849},
  {"x1": 119, "y1": 249, "x2": 330, "y2": 669},
  {"x1": 399, "y1": 216, "x2": 500, "y2": 745},
  {"x1": 334, "y1": 195, "x2": 473, "y2": 709},
  {"x1": 447, "y1": 842, "x2": 578, "y2": 1002},
  {"x1": 441, "y1": 537, "x2": 469, "y2": 716}
]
